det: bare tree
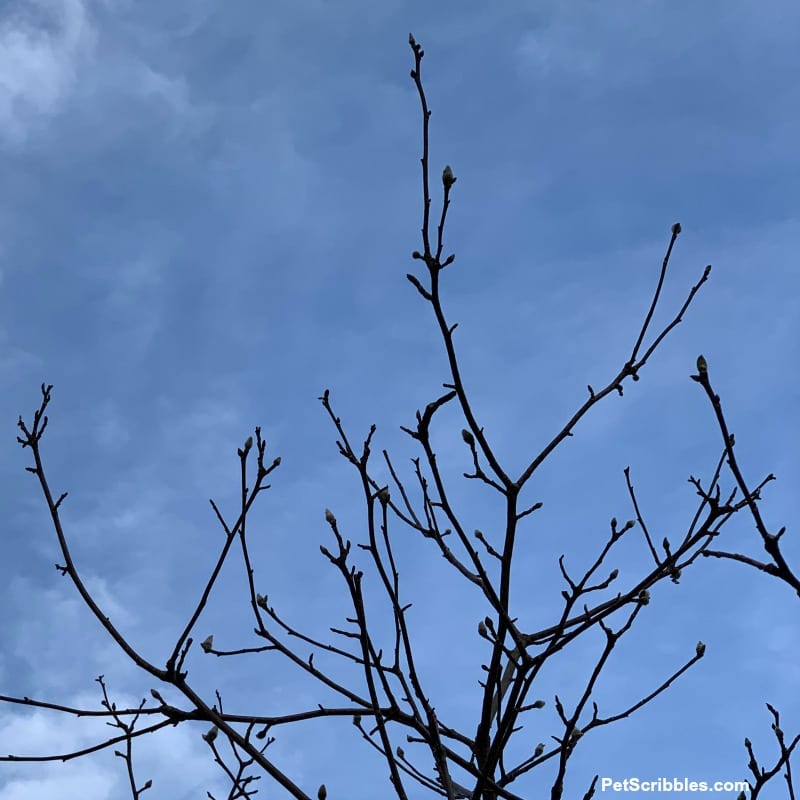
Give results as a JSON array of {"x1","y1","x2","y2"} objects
[{"x1": 3, "y1": 35, "x2": 794, "y2": 800}]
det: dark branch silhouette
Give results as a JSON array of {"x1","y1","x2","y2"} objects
[{"x1": 3, "y1": 34, "x2": 790, "y2": 800}]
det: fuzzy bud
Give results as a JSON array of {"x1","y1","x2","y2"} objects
[
  {"x1": 244, "y1": 436, "x2": 253, "y2": 452},
  {"x1": 256, "y1": 594, "x2": 268, "y2": 610},
  {"x1": 201, "y1": 635, "x2": 214, "y2": 653},
  {"x1": 377, "y1": 487, "x2": 390, "y2": 504},
  {"x1": 696, "y1": 354, "x2": 708, "y2": 374},
  {"x1": 532, "y1": 699, "x2": 545, "y2": 709},
  {"x1": 203, "y1": 726, "x2": 218, "y2": 743},
  {"x1": 696, "y1": 641, "x2": 706, "y2": 658},
  {"x1": 318, "y1": 785, "x2": 327, "y2": 800},
  {"x1": 442, "y1": 165, "x2": 456, "y2": 187},
  {"x1": 624, "y1": 520, "x2": 636, "y2": 531},
  {"x1": 571, "y1": 727, "x2": 583, "y2": 740},
  {"x1": 671, "y1": 222, "x2": 682, "y2": 235},
  {"x1": 534, "y1": 742, "x2": 545, "y2": 757},
  {"x1": 609, "y1": 569, "x2": 619, "y2": 581},
  {"x1": 478, "y1": 620, "x2": 488, "y2": 638},
  {"x1": 638, "y1": 589, "x2": 650, "y2": 605},
  {"x1": 325, "y1": 509, "x2": 336, "y2": 525}
]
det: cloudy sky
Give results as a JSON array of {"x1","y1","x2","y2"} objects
[{"x1": 1, "y1": 1, "x2": 798, "y2": 798}]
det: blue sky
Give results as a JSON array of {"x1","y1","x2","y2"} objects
[{"x1": 0, "y1": 1, "x2": 798, "y2": 798}]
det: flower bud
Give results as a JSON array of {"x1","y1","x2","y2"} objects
[
  {"x1": 318, "y1": 785, "x2": 327, "y2": 800},
  {"x1": 532, "y1": 699, "x2": 545, "y2": 709},
  {"x1": 442, "y1": 165, "x2": 456, "y2": 187},
  {"x1": 534, "y1": 742, "x2": 545, "y2": 756},
  {"x1": 671, "y1": 222, "x2": 682, "y2": 235},
  {"x1": 461, "y1": 428, "x2": 475, "y2": 446},
  {"x1": 478, "y1": 621, "x2": 488, "y2": 638},
  {"x1": 203, "y1": 726, "x2": 218, "y2": 743},
  {"x1": 696, "y1": 354, "x2": 708, "y2": 374},
  {"x1": 256, "y1": 594, "x2": 268, "y2": 610},
  {"x1": 696, "y1": 641, "x2": 706, "y2": 657},
  {"x1": 325, "y1": 509, "x2": 336, "y2": 525},
  {"x1": 201, "y1": 635, "x2": 214, "y2": 653}
]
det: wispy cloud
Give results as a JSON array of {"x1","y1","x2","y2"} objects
[{"x1": 0, "y1": 0, "x2": 96, "y2": 147}]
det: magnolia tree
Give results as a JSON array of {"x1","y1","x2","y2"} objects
[{"x1": 3, "y1": 35, "x2": 796, "y2": 800}]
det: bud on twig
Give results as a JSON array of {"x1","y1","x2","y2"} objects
[
  {"x1": 442, "y1": 164, "x2": 456, "y2": 188},
  {"x1": 532, "y1": 699, "x2": 545, "y2": 709},
  {"x1": 534, "y1": 742, "x2": 545, "y2": 757},
  {"x1": 318, "y1": 785, "x2": 327, "y2": 800},
  {"x1": 325, "y1": 509, "x2": 336, "y2": 526},
  {"x1": 201, "y1": 635, "x2": 214, "y2": 653},
  {"x1": 377, "y1": 487, "x2": 390, "y2": 504},
  {"x1": 478, "y1": 621, "x2": 488, "y2": 638},
  {"x1": 638, "y1": 589, "x2": 650, "y2": 605},
  {"x1": 256, "y1": 594, "x2": 268, "y2": 610},
  {"x1": 696, "y1": 354, "x2": 708, "y2": 374},
  {"x1": 203, "y1": 726, "x2": 218, "y2": 744},
  {"x1": 461, "y1": 428, "x2": 474, "y2": 446},
  {"x1": 671, "y1": 222, "x2": 681, "y2": 235},
  {"x1": 696, "y1": 641, "x2": 706, "y2": 658}
]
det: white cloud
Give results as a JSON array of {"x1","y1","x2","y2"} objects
[{"x1": 0, "y1": 0, "x2": 96, "y2": 146}]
